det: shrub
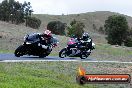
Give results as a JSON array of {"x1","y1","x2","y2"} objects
[
  {"x1": 47, "y1": 21, "x2": 66, "y2": 35},
  {"x1": 26, "y1": 16, "x2": 41, "y2": 29},
  {"x1": 67, "y1": 19, "x2": 84, "y2": 38}
]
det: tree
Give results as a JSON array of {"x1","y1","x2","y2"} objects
[
  {"x1": 0, "y1": 0, "x2": 9, "y2": 21},
  {"x1": 12, "y1": 1, "x2": 24, "y2": 24},
  {"x1": 67, "y1": 19, "x2": 85, "y2": 38},
  {"x1": 104, "y1": 15, "x2": 129, "y2": 45},
  {"x1": 124, "y1": 29, "x2": 132, "y2": 47},
  {"x1": 0, "y1": 0, "x2": 41, "y2": 29},
  {"x1": 22, "y1": 1, "x2": 33, "y2": 26},
  {"x1": 0, "y1": 0, "x2": 24, "y2": 24},
  {"x1": 47, "y1": 21, "x2": 66, "y2": 35}
]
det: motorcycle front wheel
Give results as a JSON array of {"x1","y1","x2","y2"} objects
[
  {"x1": 80, "y1": 52, "x2": 90, "y2": 59},
  {"x1": 39, "y1": 48, "x2": 52, "y2": 58},
  {"x1": 59, "y1": 48, "x2": 67, "y2": 58},
  {"x1": 14, "y1": 45, "x2": 25, "y2": 57},
  {"x1": 39, "y1": 55, "x2": 46, "y2": 58}
]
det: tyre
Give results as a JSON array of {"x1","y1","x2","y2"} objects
[
  {"x1": 80, "y1": 52, "x2": 89, "y2": 59},
  {"x1": 39, "y1": 49, "x2": 51, "y2": 58},
  {"x1": 59, "y1": 48, "x2": 67, "y2": 58},
  {"x1": 39, "y1": 55, "x2": 46, "y2": 58},
  {"x1": 80, "y1": 54, "x2": 87, "y2": 59},
  {"x1": 14, "y1": 45, "x2": 24, "y2": 57},
  {"x1": 80, "y1": 50, "x2": 91, "y2": 59}
]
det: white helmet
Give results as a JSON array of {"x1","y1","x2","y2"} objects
[{"x1": 44, "y1": 29, "x2": 52, "y2": 37}]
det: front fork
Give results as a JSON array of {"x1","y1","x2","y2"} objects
[{"x1": 65, "y1": 47, "x2": 71, "y2": 56}]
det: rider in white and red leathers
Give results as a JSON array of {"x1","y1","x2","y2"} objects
[{"x1": 38, "y1": 30, "x2": 53, "y2": 51}]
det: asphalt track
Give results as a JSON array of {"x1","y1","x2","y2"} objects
[
  {"x1": 0, "y1": 54, "x2": 132, "y2": 63},
  {"x1": 0, "y1": 53, "x2": 95, "y2": 61}
]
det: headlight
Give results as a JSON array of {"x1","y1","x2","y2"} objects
[{"x1": 26, "y1": 42, "x2": 31, "y2": 44}]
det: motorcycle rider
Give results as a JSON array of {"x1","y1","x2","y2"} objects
[
  {"x1": 66, "y1": 33, "x2": 93, "y2": 55},
  {"x1": 38, "y1": 29, "x2": 53, "y2": 51},
  {"x1": 78, "y1": 32, "x2": 93, "y2": 51}
]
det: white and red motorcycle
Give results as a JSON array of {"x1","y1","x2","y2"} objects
[{"x1": 59, "y1": 37, "x2": 95, "y2": 59}]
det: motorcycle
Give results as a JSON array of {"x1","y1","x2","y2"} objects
[
  {"x1": 14, "y1": 33, "x2": 59, "y2": 58},
  {"x1": 59, "y1": 37, "x2": 95, "y2": 59}
]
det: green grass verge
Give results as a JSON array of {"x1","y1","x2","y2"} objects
[
  {"x1": 87, "y1": 43, "x2": 132, "y2": 62},
  {"x1": 94, "y1": 44, "x2": 132, "y2": 57},
  {"x1": 0, "y1": 49, "x2": 13, "y2": 53},
  {"x1": 0, "y1": 62, "x2": 131, "y2": 88}
]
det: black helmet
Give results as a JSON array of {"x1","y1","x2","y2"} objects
[
  {"x1": 71, "y1": 35, "x2": 76, "y2": 38},
  {"x1": 82, "y1": 33, "x2": 89, "y2": 40}
]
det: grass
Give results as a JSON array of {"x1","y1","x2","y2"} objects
[
  {"x1": 0, "y1": 62, "x2": 94, "y2": 88},
  {"x1": 90, "y1": 43, "x2": 132, "y2": 61},
  {"x1": 95, "y1": 44, "x2": 132, "y2": 56},
  {"x1": 0, "y1": 62, "x2": 131, "y2": 88},
  {"x1": 0, "y1": 49, "x2": 13, "y2": 53}
]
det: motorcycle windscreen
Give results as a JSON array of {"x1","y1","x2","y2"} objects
[
  {"x1": 25, "y1": 33, "x2": 40, "y2": 43},
  {"x1": 50, "y1": 37, "x2": 59, "y2": 44}
]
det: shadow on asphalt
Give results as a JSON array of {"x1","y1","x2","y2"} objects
[
  {"x1": 21, "y1": 56, "x2": 77, "y2": 60},
  {"x1": 21, "y1": 56, "x2": 94, "y2": 61},
  {"x1": 0, "y1": 54, "x2": 95, "y2": 61}
]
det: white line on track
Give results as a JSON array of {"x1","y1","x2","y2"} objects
[{"x1": 0, "y1": 60, "x2": 132, "y2": 64}]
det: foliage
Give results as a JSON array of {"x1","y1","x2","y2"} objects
[
  {"x1": 47, "y1": 21, "x2": 66, "y2": 35},
  {"x1": 0, "y1": 0, "x2": 23, "y2": 24},
  {"x1": 0, "y1": 0, "x2": 41, "y2": 29},
  {"x1": 67, "y1": 19, "x2": 85, "y2": 38},
  {"x1": 104, "y1": 15, "x2": 129, "y2": 45},
  {"x1": 124, "y1": 30, "x2": 132, "y2": 47},
  {"x1": 26, "y1": 16, "x2": 41, "y2": 29},
  {"x1": 22, "y1": 1, "x2": 33, "y2": 26}
]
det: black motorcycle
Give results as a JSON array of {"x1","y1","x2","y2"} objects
[
  {"x1": 59, "y1": 37, "x2": 95, "y2": 59},
  {"x1": 14, "y1": 33, "x2": 58, "y2": 58}
]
